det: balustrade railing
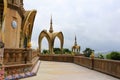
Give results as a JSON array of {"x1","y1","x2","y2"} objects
[
  {"x1": 4, "y1": 48, "x2": 32, "y2": 65},
  {"x1": 39, "y1": 55, "x2": 120, "y2": 78}
]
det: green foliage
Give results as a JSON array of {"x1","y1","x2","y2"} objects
[
  {"x1": 106, "y1": 53, "x2": 111, "y2": 59},
  {"x1": 83, "y1": 48, "x2": 94, "y2": 57},
  {"x1": 42, "y1": 49, "x2": 47, "y2": 54},
  {"x1": 54, "y1": 48, "x2": 72, "y2": 54},
  {"x1": 63, "y1": 48, "x2": 71, "y2": 54},
  {"x1": 42, "y1": 48, "x2": 72, "y2": 54},
  {"x1": 98, "y1": 54, "x2": 104, "y2": 59},
  {"x1": 111, "y1": 52, "x2": 120, "y2": 60},
  {"x1": 42, "y1": 49, "x2": 49, "y2": 54},
  {"x1": 54, "y1": 48, "x2": 61, "y2": 54},
  {"x1": 106, "y1": 51, "x2": 120, "y2": 60}
]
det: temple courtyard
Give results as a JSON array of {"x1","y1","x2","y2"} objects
[{"x1": 21, "y1": 61, "x2": 119, "y2": 80}]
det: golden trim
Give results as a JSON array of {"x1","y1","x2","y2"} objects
[
  {"x1": 3, "y1": 0, "x2": 7, "y2": 17},
  {"x1": 38, "y1": 31, "x2": 64, "y2": 54},
  {"x1": 23, "y1": 10, "x2": 37, "y2": 38},
  {"x1": 0, "y1": 0, "x2": 7, "y2": 42}
]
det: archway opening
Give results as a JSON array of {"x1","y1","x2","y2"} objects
[
  {"x1": 53, "y1": 37, "x2": 61, "y2": 54},
  {"x1": 41, "y1": 37, "x2": 49, "y2": 54},
  {"x1": 24, "y1": 37, "x2": 27, "y2": 48}
]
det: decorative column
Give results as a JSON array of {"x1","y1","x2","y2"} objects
[{"x1": 4, "y1": 53, "x2": 9, "y2": 64}]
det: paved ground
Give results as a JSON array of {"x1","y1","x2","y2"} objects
[{"x1": 21, "y1": 61, "x2": 119, "y2": 80}]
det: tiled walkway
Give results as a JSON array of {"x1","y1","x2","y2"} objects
[{"x1": 21, "y1": 61, "x2": 119, "y2": 80}]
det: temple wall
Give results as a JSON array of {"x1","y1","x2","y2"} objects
[{"x1": 4, "y1": 8, "x2": 22, "y2": 48}]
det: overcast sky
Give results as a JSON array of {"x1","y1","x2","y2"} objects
[{"x1": 24, "y1": 0, "x2": 120, "y2": 53}]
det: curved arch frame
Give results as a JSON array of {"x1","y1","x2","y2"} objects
[
  {"x1": 0, "y1": 0, "x2": 7, "y2": 42},
  {"x1": 21, "y1": 10, "x2": 37, "y2": 48},
  {"x1": 38, "y1": 31, "x2": 64, "y2": 54},
  {"x1": 3, "y1": 0, "x2": 7, "y2": 17},
  {"x1": 53, "y1": 32, "x2": 64, "y2": 53},
  {"x1": 38, "y1": 31, "x2": 51, "y2": 53},
  {"x1": 22, "y1": 10, "x2": 37, "y2": 39}
]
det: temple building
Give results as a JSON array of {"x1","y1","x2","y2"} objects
[
  {"x1": 72, "y1": 35, "x2": 80, "y2": 54},
  {"x1": 0, "y1": 0, "x2": 39, "y2": 79},
  {"x1": 38, "y1": 17, "x2": 64, "y2": 54},
  {"x1": 0, "y1": 0, "x2": 36, "y2": 48}
]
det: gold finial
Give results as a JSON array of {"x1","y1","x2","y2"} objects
[
  {"x1": 49, "y1": 16, "x2": 53, "y2": 33},
  {"x1": 90, "y1": 51, "x2": 94, "y2": 59},
  {"x1": 27, "y1": 41, "x2": 31, "y2": 48},
  {"x1": 74, "y1": 35, "x2": 77, "y2": 46}
]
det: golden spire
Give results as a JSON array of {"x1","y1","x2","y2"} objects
[
  {"x1": 49, "y1": 16, "x2": 53, "y2": 33},
  {"x1": 74, "y1": 35, "x2": 77, "y2": 46}
]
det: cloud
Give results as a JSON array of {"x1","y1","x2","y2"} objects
[{"x1": 24, "y1": 0, "x2": 120, "y2": 53}]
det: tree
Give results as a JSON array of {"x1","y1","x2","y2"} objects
[
  {"x1": 53, "y1": 48, "x2": 61, "y2": 54},
  {"x1": 98, "y1": 54, "x2": 104, "y2": 59},
  {"x1": 106, "y1": 52, "x2": 120, "y2": 60},
  {"x1": 83, "y1": 48, "x2": 94, "y2": 57},
  {"x1": 42, "y1": 48, "x2": 72, "y2": 54},
  {"x1": 63, "y1": 48, "x2": 71, "y2": 54},
  {"x1": 53, "y1": 48, "x2": 72, "y2": 54},
  {"x1": 42, "y1": 49, "x2": 49, "y2": 54},
  {"x1": 106, "y1": 53, "x2": 111, "y2": 59}
]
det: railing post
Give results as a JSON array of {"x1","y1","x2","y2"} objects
[
  {"x1": 91, "y1": 58, "x2": 94, "y2": 70},
  {"x1": 24, "y1": 48, "x2": 27, "y2": 64},
  {"x1": 90, "y1": 52, "x2": 94, "y2": 70}
]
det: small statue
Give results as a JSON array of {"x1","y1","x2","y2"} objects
[{"x1": 90, "y1": 52, "x2": 94, "y2": 59}]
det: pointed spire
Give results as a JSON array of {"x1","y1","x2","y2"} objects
[
  {"x1": 49, "y1": 16, "x2": 53, "y2": 33},
  {"x1": 74, "y1": 35, "x2": 77, "y2": 46}
]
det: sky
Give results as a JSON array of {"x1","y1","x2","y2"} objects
[{"x1": 24, "y1": 0, "x2": 120, "y2": 53}]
